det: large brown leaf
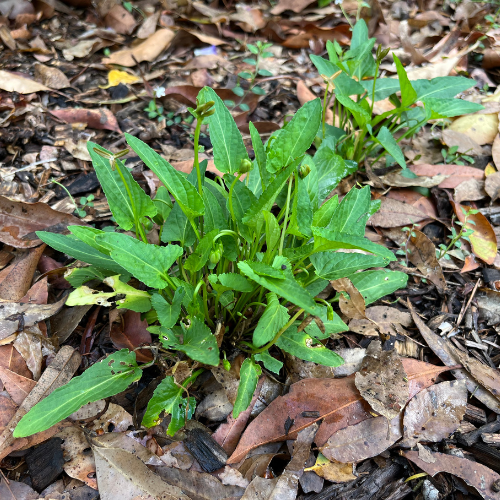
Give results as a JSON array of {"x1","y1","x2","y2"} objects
[
  {"x1": 405, "y1": 451, "x2": 500, "y2": 500},
  {"x1": 368, "y1": 197, "x2": 430, "y2": 228},
  {"x1": 228, "y1": 359, "x2": 454, "y2": 463},
  {"x1": 0, "y1": 196, "x2": 84, "y2": 248},
  {"x1": 50, "y1": 108, "x2": 121, "y2": 133}
]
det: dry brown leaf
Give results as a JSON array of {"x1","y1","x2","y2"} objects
[
  {"x1": 271, "y1": 0, "x2": 315, "y2": 14},
  {"x1": 405, "y1": 451, "x2": 500, "y2": 500},
  {"x1": 62, "y1": 39, "x2": 102, "y2": 61},
  {"x1": 493, "y1": 134, "x2": 500, "y2": 170},
  {"x1": 50, "y1": 108, "x2": 121, "y2": 133},
  {"x1": 0, "y1": 195, "x2": 84, "y2": 248},
  {"x1": 297, "y1": 81, "x2": 333, "y2": 125},
  {"x1": 409, "y1": 163, "x2": 484, "y2": 189},
  {"x1": 34, "y1": 63, "x2": 71, "y2": 89},
  {"x1": 402, "y1": 380, "x2": 467, "y2": 447},
  {"x1": 449, "y1": 113, "x2": 499, "y2": 145},
  {"x1": 230, "y1": 5, "x2": 266, "y2": 32},
  {"x1": 321, "y1": 415, "x2": 402, "y2": 463},
  {"x1": 136, "y1": 12, "x2": 160, "y2": 39},
  {"x1": 0, "y1": 69, "x2": 50, "y2": 94},
  {"x1": 408, "y1": 301, "x2": 500, "y2": 413},
  {"x1": 330, "y1": 278, "x2": 365, "y2": 320},
  {"x1": 368, "y1": 197, "x2": 430, "y2": 228},
  {"x1": 485, "y1": 171, "x2": 500, "y2": 202},
  {"x1": 379, "y1": 170, "x2": 447, "y2": 188},
  {"x1": 454, "y1": 178, "x2": 486, "y2": 204},
  {"x1": 14, "y1": 330, "x2": 44, "y2": 381},
  {"x1": 0, "y1": 344, "x2": 31, "y2": 380},
  {"x1": 104, "y1": 4, "x2": 136, "y2": 35},
  {"x1": 406, "y1": 55, "x2": 461, "y2": 80},
  {"x1": 442, "y1": 129, "x2": 485, "y2": 156},
  {"x1": 349, "y1": 306, "x2": 412, "y2": 337},
  {"x1": 386, "y1": 189, "x2": 438, "y2": 218},
  {"x1": 102, "y1": 28, "x2": 175, "y2": 67},
  {"x1": 0, "y1": 365, "x2": 36, "y2": 404},
  {"x1": 305, "y1": 454, "x2": 356, "y2": 482},
  {"x1": 0, "y1": 479, "x2": 38, "y2": 499},
  {"x1": 354, "y1": 341, "x2": 409, "y2": 420},
  {"x1": 406, "y1": 230, "x2": 446, "y2": 293}
]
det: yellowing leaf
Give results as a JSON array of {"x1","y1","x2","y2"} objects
[
  {"x1": 100, "y1": 70, "x2": 141, "y2": 89},
  {"x1": 485, "y1": 163, "x2": 497, "y2": 176},
  {"x1": 305, "y1": 453, "x2": 356, "y2": 482},
  {"x1": 449, "y1": 113, "x2": 499, "y2": 145}
]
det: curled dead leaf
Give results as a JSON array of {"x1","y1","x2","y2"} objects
[{"x1": 330, "y1": 278, "x2": 365, "y2": 320}]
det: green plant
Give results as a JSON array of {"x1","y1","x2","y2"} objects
[
  {"x1": 225, "y1": 41, "x2": 274, "y2": 112},
  {"x1": 50, "y1": 179, "x2": 93, "y2": 218},
  {"x1": 441, "y1": 145, "x2": 474, "y2": 165},
  {"x1": 14, "y1": 87, "x2": 408, "y2": 439},
  {"x1": 437, "y1": 207, "x2": 478, "y2": 261},
  {"x1": 309, "y1": 20, "x2": 484, "y2": 169}
]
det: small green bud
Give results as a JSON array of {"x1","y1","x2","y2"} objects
[
  {"x1": 327, "y1": 305, "x2": 334, "y2": 322},
  {"x1": 299, "y1": 164, "x2": 311, "y2": 179},
  {"x1": 239, "y1": 158, "x2": 252, "y2": 174},
  {"x1": 209, "y1": 240, "x2": 223, "y2": 265},
  {"x1": 223, "y1": 359, "x2": 231, "y2": 371}
]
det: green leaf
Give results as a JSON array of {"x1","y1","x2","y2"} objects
[
  {"x1": 224, "y1": 174, "x2": 257, "y2": 242},
  {"x1": 263, "y1": 212, "x2": 281, "y2": 258},
  {"x1": 288, "y1": 174, "x2": 313, "y2": 238},
  {"x1": 218, "y1": 273, "x2": 253, "y2": 292},
  {"x1": 96, "y1": 232, "x2": 183, "y2": 289},
  {"x1": 203, "y1": 187, "x2": 228, "y2": 233},
  {"x1": 266, "y1": 99, "x2": 321, "y2": 173},
  {"x1": 198, "y1": 87, "x2": 250, "y2": 175},
  {"x1": 377, "y1": 126, "x2": 406, "y2": 169},
  {"x1": 68, "y1": 226, "x2": 111, "y2": 255},
  {"x1": 350, "y1": 18, "x2": 369, "y2": 49},
  {"x1": 254, "y1": 351, "x2": 283, "y2": 374},
  {"x1": 360, "y1": 79, "x2": 400, "y2": 101},
  {"x1": 161, "y1": 205, "x2": 196, "y2": 247},
  {"x1": 347, "y1": 270, "x2": 408, "y2": 304},
  {"x1": 276, "y1": 326, "x2": 344, "y2": 367},
  {"x1": 301, "y1": 155, "x2": 319, "y2": 209},
  {"x1": 36, "y1": 232, "x2": 126, "y2": 275},
  {"x1": 239, "y1": 71, "x2": 253, "y2": 79},
  {"x1": 125, "y1": 134, "x2": 204, "y2": 220},
  {"x1": 304, "y1": 305, "x2": 347, "y2": 339},
  {"x1": 14, "y1": 350, "x2": 142, "y2": 438},
  {"x1": 184, "y1": 229, "x2": 218, "y2": 273},
  {"x1": 232, "y1": 86, "x2": 245, "y2": 97},
  {"x1": 393, "y1": 54, "x2": 417, "y2": 108},
  {"x1": 142, "y1": 376, "x2": 196, "y2": 435},
  {"x1": 253, "y1": 293, "x2": 290, "y2": 347},
  {"x1": 424, "y1": 98, "x2": 484, "y2": 118},
  {"x1": 258, "y1": 69, "x2": 273, "y2": 77},
  {"x1": 239, "y1": 103, "x2": 250, "y2": 112},
  {"x1": 247, "y1": 44, "x2": 258, "y2": 54},
  {"x1": 153, "y1": 186, "x2": 173, "y2": 223},
  {"x1": 104, "y1": 276, "x2": 152, "y2": 312},
  {"x1": 412, "y1": 76, "x2": 477, "y2": 100},
  {"x1": 312, "y1": 195, "x2": 339, "y2": 227},
  {"x1": 252, "y1": 86, "x2": 266, "y2": 95},
  {"x1": 335, "y1": 95, "x2": 371, "y2": 127},
  {"x1": 151, "y1": 288, "x2": 185, "y2": 329},
  {"x1": 161, "y1": 318, "x2": 219, "y2": 365},
  {"x1": 233, "y1": 358, "x2": 261, "y2": 418},
  {"x1": 311, "y1": 251, "x2": 388, "y2": 280},
  {"x1": 309, "y1": 55, "x2": 364, "y2": 96},
  {"x1": 327, "y1": 186, "x2": 371, "y2": 236},
  {"x1": 249, "y1": 122, "x2": 269, "y2": 189},
  {"x1": 88, "y1": 143, "x2": 157, "y2": 231},
  {"x1": 238, "y1": 261, "x2": 320, "y2": 315},
  {"x1": 64, "y1": 266, "x2": 115, "y2": 287},
  {"x1": 65, "y1": 286, "x2": 115, "y2": 307}
]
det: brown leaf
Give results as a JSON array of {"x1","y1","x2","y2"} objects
[
  {"x1": 0, "y1": 69, "x2": 50, "y2": 94},
  {"x1": 282, "y1": 25, "x2": 351, "y2": 50},
  {"x1": 104, "y1": 4, "x2": 137, "y2": 35},
  {"x1": 454, "y1": 178, "x2": 486, "y2": 204},
  {"x1": 0, "y1": 345, "x2": 81, "y2": 461},
  {"x1": 305, "y1": 455, "x2": 356, "y2": 482},
  {"x1": 402, "y1": 380, "x2": 467, "y2": 448},
  {"x1": 410, "y1": 164, "x2": 485, "y2": 189},
  {"x1": 379, "y1": 170, "x2": 447, "y2": 188},
  {"x1": 449, "y1": 113, "x2": 499, "y2": 145},
  {"x1": 330, "y1": 278, "x2": 365, "y2": 320},
  {"x1": 0, "y1": 345, "x2": 31, "y2": 380},
  {"x1": 0, "y1": 195, "x2": 84, "y2": 248},
  {"x1": 14, "y1": 331, "x2": 44, "y2": 381},
  {"x1": 349, "y1": 306, "x2": 412, "y2": 337},
  {"x1": 492, "y1": 135, "x2": 500, "y2": 170},
  {"x1": 102, "y1": 28, "x2": 175, "y2": 67},
  {"x1": 321, "y1": 415, "x2": 402, "y2": 463},
  {"x1": 297, "y1": 81, "x2": 333, "y2": 125},
  {"x1": 0, "y1": 246, "x2": 46, "y2": 301},
  {"x1": 368, "y1": 197, "x2": 430, "y2": 228},
  {"x1": 50, "y1": 108, "x2": 121, "y2": 133},
  {"x1": 271, "y1": 0, "x2": 315, "y2": 14},
  {"x1": 451, "y1": 200, "x2": 497, "y2": 264},
  {"x1": 442, "y1": 129, "x2": 485, "y2": 156},
  {"x1": 136, "y1": 12, "x2": 160, "y2": 39},
  {"x1": 109, "y1": 310, "x2": 153, "y2": 363},
  {"x1": 485, "y1": 171, "x2": 500, "y2": 202},
  {"x1": 406, "y1": 230, "x2": 446, "y2": 293},
  {"x1": 386, "y1": 189, "x2": 438, "y2": 218},
  {"x1": 34, "y1": 63, "x2": 71, "y2": 89},
  {"x1": 408, "y1": 301, "x2": 500, "y2": 413},
  {"x1": 0, "y1": 479, "x2": 38, "y2": 499},
  {"x1": 405, "y1": 450, "x2": 500, "y2": 500},
  {"x1": 228, "y1": 359, "x2": 454, "y2": 463},
  {"x1": 354, "y1": 341, "x2": 409, "y2": 420}
]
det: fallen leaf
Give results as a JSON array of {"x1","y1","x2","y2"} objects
[
  {"x1": 405, "y1": 451, "x2": 500, "y2": 500},
  {"x1": 0, "y1": 344, "x2": 31, "y2": 380},
  {"x1": 409, "y1": 164, "x2": 485, "y2": 189},
  {"x1": 449, "y1": 113, "x2": 499, "y2": 145},
  {"x1": 283, "y1": 24, "x2": 351, "y2": 49},
  {"x1": 34, "y1": 63, "x2": 71, "y2": 89},
  {"x1": 230, "y1": 5, "x2": 266, "y2": 32},
  {"x1": 0, "y1": 195, "x2": 84, "y2": 248},
  {"x1": 304, "y1": 453, "x2": 356, "y2": 482},
  {"x1": 321, "y1": 415, "x2": 402, "y2": 463},
  {"x1": 349, "y1": 306, "x2": 412, "y2": 337},
  {"x1": 330, "y1": 278, "x2": 365, "y2": 320},
  {"x1": 442, "y1": 129, "x2": 485, "y2": 156},
  {"x1": 493, "y1": 135, "x2": 500, "y2": 170},
  {"x1": 0, "y1": 69, "x2": 50, "y2": 93},
  {"x1": 64, "y1": 139, "x2": 92, "y2": 161},
  {"x1": 409, "y1": 301, "x2": 500, "y2": 414},
  {"x1": 104, "y1": 4, "x2": 136, "y2": 35},
  {"x1": 379, "y1": 170, "x2": 447, "y2": 188},
  {"x1": 62, "y1": 39, "x2": 103, "y2": 61},
  {"x1": 100, "y1": 70, "x2": 141, "y2": 89},
  {"x1": 368, "y1": 197, "x2": 430, "y2": 228},
  {"x1": 454, "y1": 179, "x2": 486, "y2": 204},
  {"x1": 14, "y1": 330, "x2": 44, "y2": 380},
  {"x1": 102, "y1": 28, "x2": 175, "y2": 67},
  {"x1": 137, "y1": 12, "x2": 160, "y2": 39},
  {"x1": 406, "y1": 230, "x2": 446, "y2": 293},
  {"x1": 0, "y1": 366, "x2": 36, "y2": 404},
  {"x1": 354, "y1": 341, "x2": 409, "y2": 420},
  {"x1": 109, "y1": 310, "x2": 153, "y2": 363},
  {"x1": 451, "y1": 200, "x2": 497, "y2": 264},
  {"x1": 461, "y1": 254, "x2": 481, "y2": 273},
  {"x1": 271, "y1": 0, "x2": 315, "y2": 14},
  {"x1": 402, "y1": 380, "x2": 467, "y2": 447},
  {"x1": 50, "y1": 108, "x2": 121, "y2": 132},
  {"x1": 386, "y1": 189, "x2": 438, "y2": 218},
  {"x1": 0, "y1": 479, "x2": 38, "y2": 499},
  {"x1": 228, "y1": 358, "x2": 454, "y2": 463},
  {"x1": 485, "y1": 171, "x2": 500, "y2": 202}
]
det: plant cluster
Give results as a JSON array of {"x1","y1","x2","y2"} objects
[
  {"x1": 310, "y1": 20, "x2": 483, "y2": 168},
  {"x1": 14, "y1": 86, "x2": 408, "y2": 438}
]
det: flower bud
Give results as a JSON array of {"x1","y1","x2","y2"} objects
[
  {"x1": 327, "y1": 305, "x2": 334, "y2": 322},
  {"x1": 209, "y1": 241, "x2": 223, "y2": 265},
  {"x1": 239, "y1": 158, "x2": 252, "y2": 174},
  {"x1": 299, "y1": 164, "x2": 311, "y2": 179}
]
